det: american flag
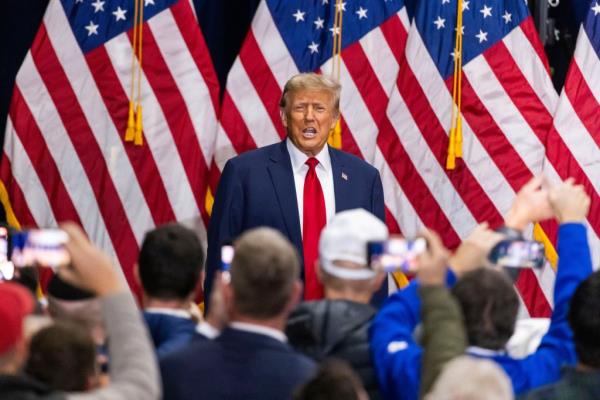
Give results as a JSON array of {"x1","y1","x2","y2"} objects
[
  {"x1": 216, "y1": 0, "x2": 561, "y2": 316},
  {"x1": 544, "y1": 2, "x2": 600, "y2": 271},
  {"x1": 215, "y1": 0, "x2": 412, "y2": 286},
  {"x1": 392, "y1": 0, "x2": 566, "y2": 317},
  {"x1": 1, "y1": 0, "x2": 220, "y2": 294}
]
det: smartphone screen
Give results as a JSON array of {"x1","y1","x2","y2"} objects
[
  {"x1": 368, "y1": 237, "x2": 427, "y2": 273},
  {"x1": 489, "y1": 240, "x2": 545, "y2": 269},
  {"x1": 221, "y1": 245, "x2": 234, "y2": 272},
  {"x1": 11, "y1": 229, "x2": 70, "y2": 269},
  {"x1": 0, "y1": 227, "x2": 13, "y2": 280},
  {"x1": 220, "y1": 245, "x2": 234, "y2": 284}
]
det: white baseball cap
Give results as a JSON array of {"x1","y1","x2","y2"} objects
[{"x1": 319, "y1": 209, "x2": 388, "y2": 280}]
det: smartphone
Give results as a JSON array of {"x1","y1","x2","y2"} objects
[
  {"x1": 488, "y1": 240, "x2": 545, "y2": 269},
  {"x1": 11, "y1": 229, "x2": 70, "y2": 270},
  {"x1": 220, "y1": 244, "x2": 234, "y2": 283},
  {"x1": 367, "y1": 237, "x2": 427, "y2": 273},
  {"x1": 221, "y1": 245, "x2": 234, "y2": 272}
]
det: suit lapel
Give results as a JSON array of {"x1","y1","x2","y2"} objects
[
  {"x1": 330, "y1": 147, "x2": 351, "y2": 213},
  {"x1": 267, "y1": 142, "x2": 303, "y2": 257}
]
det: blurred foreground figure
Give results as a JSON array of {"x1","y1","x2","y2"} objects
[
  {"x1": 294, "y1": 359, "x2": 369, "y2": 400},
  {"x1": 426, "y1": 356, "x2": 513, "y2": 400},
  {"x1": 161, "y1": 228, "x2": 316, "y2": 400},
  {"x1": 286, "y1": 209, "x2": 387, "y2": 399},
  {"x1": 522, "y1": 269, "x2": 600, "y2": 400},
  {"x1": 370, "y1": 178, "x2": 593, "y2": 399},
  {"x1": 0, "y1": 223, "x2": 160, "y2": 400}
]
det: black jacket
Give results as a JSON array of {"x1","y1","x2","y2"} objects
[
  {"x1": 0, "y1": 375, "x2": 65, "y2": 400},
  {"x1": 285, "y1": 300, "x2": 381, "y2": 400}
]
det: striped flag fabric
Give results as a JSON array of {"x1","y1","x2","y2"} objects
[
  {"x1": 545, "y1": 1, "x2": 600, "y2": 267},
  {"x1": 1, "y1": 0, "x2": 220, "y2": 294},
  {"x1": 392, "y1": 0, "x2": 562, "y2": 317},
  {"x1": 216, "y1": 0, "x2": 561, "y2": 316},
  {"x1": 215, "y1": 0, "x2": 412, "y2": 261}
]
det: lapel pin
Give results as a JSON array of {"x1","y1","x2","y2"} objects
[{"x1": 341, "y1": 172, "x2": 348, "y2": 181}]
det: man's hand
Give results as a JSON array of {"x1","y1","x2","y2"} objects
[
  {"x1": 548, "y1": 178, "x2": 590, "y2": 223},
  {"x1": 449, "y1": 223, "x2": 505, "y2": 277},
  {"x1": 416, "y1": 229, "x2": 450, "y2": 286},
  {"x1": 58, "y1": 222, "x2": 122, "y2": 297},
  {"x1": 504, "y1": 176, "x2": 554, "y2": 231}
]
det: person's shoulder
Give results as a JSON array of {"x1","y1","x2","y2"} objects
[
  {"x1": 226, "y1": 142, "x2": 282, "y2": 167},
  {"x1": 160, "y1": 336, "x2": 219, "y2": 369},
  {"x1": 284, "y1": 347, "x2": 318, "y2": 375},
  {"x1": 518, "y1": 379, "x2": 569, "y2": 400}
]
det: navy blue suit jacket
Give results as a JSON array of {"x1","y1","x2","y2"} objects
[
  {"x1": 160, "y1": 328, "x2": 316, "y2": 400},
  {"x1": 205, "y1": 141, "x2": 386, "y2": 306},
  {"x1": 143, "y1": 312, "x2": 197, "y2": 359}
]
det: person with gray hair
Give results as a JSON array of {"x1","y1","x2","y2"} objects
[
  {"x1": 161, "y1": 227, "x2": 316, "y2": 400},
  {"x1": 426, "y1": 356, "x2": 513, "y2": 400},
  {"x1": 205, "y1": 72, "x2": 386, "y2": 309},
  {"x1": 286, "y1": 208, "x2": 388, "y2": 400}
]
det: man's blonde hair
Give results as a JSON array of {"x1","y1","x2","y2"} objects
[{"x1": 279, "y1": 73, "x2": 341, "y2": 115}]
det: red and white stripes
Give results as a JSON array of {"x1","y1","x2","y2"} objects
[{"x1": 2, "y1": 0, "x2": 220, "y2": 294}]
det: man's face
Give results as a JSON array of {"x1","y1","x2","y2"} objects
[{"x1": 282, "y1": 89, "x2": 338, "y2": 157}]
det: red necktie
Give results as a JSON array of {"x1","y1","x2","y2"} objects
[{"x1": 303, "y1": 157, "x2": 325, "y2": 300}]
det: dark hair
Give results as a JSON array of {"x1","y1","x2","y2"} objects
[
  {"x1": 294, "y1": 359, "x2": 365, "y2": 400},
  {"x1": 48, "y1": 275, "x2": 93, "y2": 301},
  {"x1": 231, "y1": 228, "x2": 299, "y2": 319},
  {"x1": 569, "y1": 270, "x2": 600, "y2": 368},
  {"x1": 25, "y1": 322, "x2": 96, "y2": 392},
  {"x1": 138, "y1": 223, "x2": 204, "y2": 300},
  {"x1": 452, "y1": 269, "x2": 519, "y2": 350}
]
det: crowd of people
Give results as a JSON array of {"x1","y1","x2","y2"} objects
[
  {"x1": 0, "y1": 175, "x2": 598, "y2": 400},
  {"x1": 1, "y1": 72, "x2": 599, "y2": 399}
]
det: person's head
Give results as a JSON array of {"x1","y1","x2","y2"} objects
[
  {"x1": 137, "y1": 223, "x2": 204, "y2": 302},
  {"x1": 279, "y1": 73, "x2": 341, "y2": 157},
  {"x1": 569, "y1": 270, "x2": 600, "y2": 369},
  {"x1": 318, "y1": 209, "x2": 388, "y2": 302},
  {"x1": 452, "y1": 268, "x2": 519, "y2": 350},
  {"x1": 426, "y1": 356, "x2": 513, "y2": 400},
  {"x1": 227, "y1": 227, "x2": 301, "y2": 321},
  {"x1": 294, "y1": 359, "x2": 368, "y2": 400},
  {"x1": 0, "y1": 282, "x2": 35, "y2": 374},
  {"x1": 25, "y1": 321, "x2": 98, "y2": 392}
]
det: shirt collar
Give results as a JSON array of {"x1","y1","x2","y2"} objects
[
  {"x1": 286, "y1": 138, "x2": 331, "y2": 174},
  {"x1": 229, "y1": 321, "x2": 287, "y2": 343},
  {"x1": 196, "y1": 321, "x2": 220, "y2": 339},
  {"x1": 466, "y1": 346, "x2": 507, "y2": 357},
  {"x1": 144, "y1": 307, "x2": 191, "y2": 319}
]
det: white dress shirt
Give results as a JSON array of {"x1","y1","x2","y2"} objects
[
  {"x1": 229, "y1": 321, "x2": 287, "y2": 343},
  {"x1": 286, "y1": 138, "x2": 335, "y2": 235},
  {"x1": 145, "y1": 307, "x2": 220, "y2": 339}
]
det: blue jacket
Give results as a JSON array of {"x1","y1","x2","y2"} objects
[
  {"x1": 143, "y1": 311, "x2": 197, "y2": 359},
  {"x1": 205, "y1": 141, "x2": 386, "y2": 307},
  {"x1": 369, "y1": 223, "x2": 592, "y2": 399},
  {"x1": 160, "y1": 327, "x2": 316, "y2": 400}
]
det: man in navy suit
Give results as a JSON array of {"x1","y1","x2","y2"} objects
[
  {"x1": 205, "y1": 72, "x2": 386, "y2": 306},
  {"x1": 160, "y1": 227, "x2": 316, "y2": 400}
]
